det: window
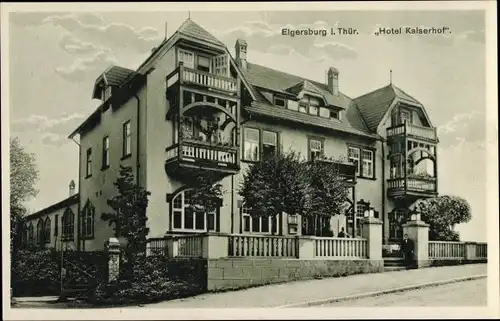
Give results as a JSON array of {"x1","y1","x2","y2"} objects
[
  {"x1": 171, "y1": 189, "x2": 217, "y2": 232},
  {"x1": 241, "y1": 205, "x2": 274, "y2": 234},
  {"x1": 298, "y1": 103, "x2": 307, "y2": 113},
  {"x1": 54, "y1": 214, "x2": 59, "y2": 236},
  {"x1": 400, "y1": 110, "x2": 411, "y2": 124},
  {"x1": 389, "y1": 209, "x2": 408, "y2": 240},
  {"x1": 309, "y1": 105, "x2": 319, "y2": 116},
  {"x1": 348, "y1": 146, "x2": 375, "y2": 179},
  {"x1": 102, "y1": 136, "x2": 110, "y2": 169},
  {"x1": 178, "y1": 49, "x2": 194, "y2": 68},
  {"x1": 86, "y1": 148, "x2": 92, "y2": 177},
  {"x1": 181, "y1": 116, "x2": 194, "y2": 139},
  {"x1": 274, "y1": 97, "x2": 286, "y2": 108},
  {"x1": 197, "y1": 56, "x2": 210, "y2": 72},
  {"x1": 103, "y1": 86, "x2": 112, "y2": 101},
  {"x1": 390, "y1": 155, "x2": 403, "y2": 178},
  {"x1": 330, "y1": 110, "x2": 339, "y2": 120},
  {"x1": 348, "y1": 147, "x2": 360, "y2": 173},
  {"x1": 36, "y1": 219, "x2": 44, "y2": 246},
  {"x1": 44, "y1": 217, "x2": 51, "y2": 244},
  {"x1": 244, "y1": 128, "x2": 260, "y2": 161},
  {"x1": 355, "y1": 201, "x2": 368, "y2": 237},
  {"x1": 362, "y1": 150, "x2": 374, "y2": 178},
  {"x1": 123, "y1": 121, "x2": 131, "y2": 157},
  {"x1": 262, "y1": 131, "x2": 278, "y2": 159},
  {"x1": 27, "y1": 223, "x2": 34, "y2": 245},
  {"x1": 308, "y1": 137, "x2": 324, "y2": 161},
  {"x1": 62, "y1": 208, "x2": 75, "y2": 241},
  {"x1": 81, "y1": 201, "x2": 95, "y2": 238}
]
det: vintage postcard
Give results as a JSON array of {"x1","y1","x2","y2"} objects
[{"x1": 2, "y1": 1, "x2": 498, "y2": 320}]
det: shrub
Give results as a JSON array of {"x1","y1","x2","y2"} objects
[
  {"x1": 12, "y1": 249, "x2": 60, "y2": 296},
  {"x1": 89, "y1": 257, "x2": 206, "y2": 305}
]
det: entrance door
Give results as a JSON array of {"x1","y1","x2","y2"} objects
[{"x1": 389, "y1": 208, "x2": 408, "y2": 242}]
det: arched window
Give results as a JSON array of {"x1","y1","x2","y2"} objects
[
  {"x1": 27, "y1": 223, "x2": 34, "y2": 245},
  {"x1": 22, "y1": 224, "x2": 28, "y2": 245},
  {"x1": 171, "y1": 189, "x2": 218, "y2": 232},
  {"x1": 36, "y1": 219, "x2": 44, "y2": 246},
  {"x1": 81, "y1": 200, "x2": 95, "y2": 238},
  {"x1": 44, "y1": 217, "x2": 51, "y2": 244},
  {"x1": 62, "y1": 208, "x2": 75, "y2": 241}
]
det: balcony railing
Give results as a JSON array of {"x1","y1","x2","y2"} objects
[
  {"x1": 166, "y1": 63, "x2": 238, "y2": 94},
  {"x1": 165, "y1": 139, "x2": 239, "y2": 173},
  {"x1": 387, "y1": 122, "x2": 437, "y2": 142},
  {"x1": 387, "y1": 177, "x2": 437, "y2": 196}
]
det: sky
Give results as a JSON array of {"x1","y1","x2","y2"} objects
[{"x1": 7, "y1": 9, "x2": 488, "y2": 241}]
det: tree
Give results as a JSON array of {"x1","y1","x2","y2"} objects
[
  {"x1": 303, "y1": 157, "x2": 350, "y2": 236},
  {"x1": 414, "y1": 195, "x2": 472, "y2": 241},
  {"x1": 239, "y1": 151, "x2": 349, "y2": 236},
  {"x1": 101, "y1": 166, "x2": 151, "y2": 279},
  {"x1": 239, "y1": 151, "x2": 309, "y2": 233},
  {"x1": 181, "y1": 168, "x2": 224, "y2": 215}
]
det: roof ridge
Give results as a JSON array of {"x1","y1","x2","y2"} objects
[{"x1": 353, "y1": 83, "x2": 393, "y2": 101}]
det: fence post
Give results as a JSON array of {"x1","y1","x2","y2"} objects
[
  {"x1": 166, "y1": 236, "x2": 179, "y2": 258},
  {"x1": 403, "y1": 220, "x2": 430, "y2": 268},
  {"x1": 296, "y1": 236, "x2": 315, "y2": 259},
  {"x1": 361, "y1": 217, "x2": 383, "y2": 260},
  {"x1": 464, "y1": 242, "x2": 477, "y2": 262},
  {"x1": 203, "y1": 233, "x2": 229, "y2": 259},
  {"x1": 107, "y1": 237, "x2": 120, "y2": 283}
]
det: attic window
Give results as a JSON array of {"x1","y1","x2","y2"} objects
[
  {"x1": 330, "y1": 110, "x2": 339, "y2": 120},
  {"x1": 197, "y1": 56, "x2": 211, "y2": 73},
  {"x1": 274, "y1": 97, "x2": 286, "y2": 108},
  {"x1": 103, "y1": 86, "x2": 112, "y2": 101}
]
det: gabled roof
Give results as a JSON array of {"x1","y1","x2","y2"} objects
[
  {"x1": 242, "y1": 63, "x2": 352, "y2": 110},
  {"x1": 285, "y1": 80, "x2": 323, "y2": 97},
  {"x1": 177, "y1": 18, "x2": 225, "y2": 48},
  {"x1": 92, "y1": 65, "x2": 138, "y2": 99},
  {"x1": 353, "y1": 84, "x2": 423, "y2": 132}
]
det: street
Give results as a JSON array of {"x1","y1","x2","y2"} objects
[{"x1": 318, "y1": 278, "x2": 487, "y2": 307}]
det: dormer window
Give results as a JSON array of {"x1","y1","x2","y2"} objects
[
  {"x1": 274, "y1": 96, "x2": 286, "y2": 108},
  {"x1": 103, "y1": 86, "x2": 112, "y2": 102},
  {"x1": 330, "y1": 110, "x2": 339, "y2": 120}
]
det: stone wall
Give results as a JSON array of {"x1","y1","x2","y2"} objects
[{"x1": 206, "y1": 258, "x2": 384, "y2": 291}]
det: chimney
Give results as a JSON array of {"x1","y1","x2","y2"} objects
[
  {"x1": 69, "y1": 180, "x2": 76, "y2": 197},
  {"x1": 164, "y1": 21, "x2": 168, "y2": 40},
  {"x1": 235, "y1": 39, "x2": 248, "y2": 70},
  {"x1": 327, "y1": 67, "x2": 339, "y2": 96}
]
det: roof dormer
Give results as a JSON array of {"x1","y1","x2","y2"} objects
[{"x1": 91, "y1": 65, "x2": 137, "y2": 101}]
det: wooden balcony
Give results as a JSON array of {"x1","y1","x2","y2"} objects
[
  {"x1": 166, "y1": 63, "x2": 238, "y2": 96},
  {"x1": 386, "y1": 123, "x2": 438, "y2": 142},
  {"x1": 165, "y1": 139, "x2": 239, "y2": 176},
  {"x1": 387, "y1": 177, "x2": 438, "y2": 198}
]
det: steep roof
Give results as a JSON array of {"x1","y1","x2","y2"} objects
[
  {"x1": 353, "y1": 84, "x2": 423, "y2": 131},
  {"x1": 92, "y1": 65, "x2": 138, "y2": 99},
  {"x1": 242, "y1": 63, "x2": 352, "y2": 109},
  {"x1": 178, "y1": 18, "x2": 225, "y2": 48}
]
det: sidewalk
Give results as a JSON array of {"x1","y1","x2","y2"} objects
[{"x1": 145, "y1": 264, "x2": 487, "y2": 308}]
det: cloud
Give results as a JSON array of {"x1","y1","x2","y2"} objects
[
  {"x1": 437, "y1": 111, "x2": 485, "y2": 146},
  {"x1": 313, "y1": 42, "x2": 358, "y2": 61},
  {"x1": 58, "y1": 33, "x2": 111, "y2": 55},
  {"x1": 460, "y1": 29, "x2": 485, "y2": 44},
  {"x1": 43, "y1": 13, "x2": 161, "y2": 53},
  {"x1": 55, "y1": 50, "x2": 118, "y2": 82},
  {"x1": 11, "y1": 113, "x2": 86, "y2": 145}
]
